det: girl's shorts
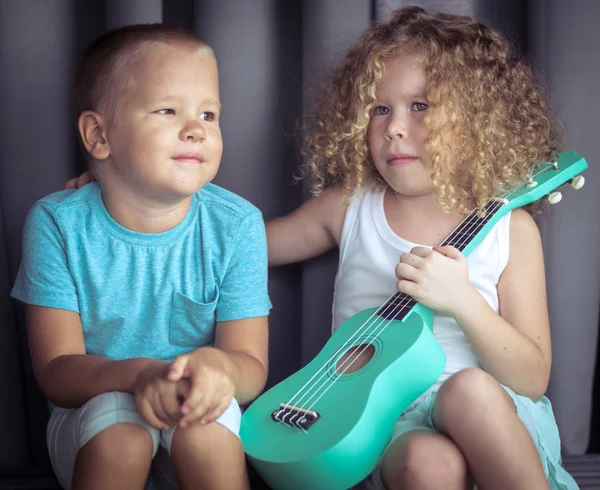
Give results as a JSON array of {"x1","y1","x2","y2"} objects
[
  {"x1": 47, "y1": 391, "x2": 241, "y2": 489},
  {"x1": 360, "y1": 386, "x2": 579, "y2": 490}
]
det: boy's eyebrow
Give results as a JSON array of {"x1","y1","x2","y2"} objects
[{"x1": 157, "y1": 95, "x2": 222, "y2": 110}]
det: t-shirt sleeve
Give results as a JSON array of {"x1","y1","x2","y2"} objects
[
  {"x1": 11, "y1": 203, "x2": 79, "y2": 312},
  {"x1": 216, "y1": 209, "x2": 272, "y2": 322}
]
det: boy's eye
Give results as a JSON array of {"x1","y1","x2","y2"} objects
[
  {"x1": 200, "y1": 112, "x2": 215, "y2": 122},
  {"x1": 373, "y1": 106, "x2": 389, "y2": 116},
  {"x1": 156, "y1": 109, "x2": 175, "y2": 115},
  {"x1": 411, "y1": 102, "x2": 429, "y2": 112}
]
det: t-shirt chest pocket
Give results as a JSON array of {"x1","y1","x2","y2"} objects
[{"x1": 169, "y1": 290, "x2": 218, "y2": 348}]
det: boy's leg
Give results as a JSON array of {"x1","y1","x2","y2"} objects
[
  {"x1": 155, "y1": 398, "x2": 248, "y2": 490},
  {"x1": 433, "y1": 368, "x2": 550, "y2": 490},
  {"x1": 71, "y1": 422, "x2": 153, "y2": 490},
  {"x1": 47, "y1": 391, "x2": 160, "y2": 490}
]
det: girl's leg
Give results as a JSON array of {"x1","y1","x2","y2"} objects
[
  {"x1": 433, "y1": 368, "x2": 550, "y2": 490},
  {"x1": 71, "y1": 422, "x2": 154, "y2": 490},
  {"x1": 379, "y1": 429, "x2": 470, "y2": 490}
]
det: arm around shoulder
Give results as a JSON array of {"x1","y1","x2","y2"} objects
[{"x1": 266, "y1": 186, "x2": 347, "y2": 266}]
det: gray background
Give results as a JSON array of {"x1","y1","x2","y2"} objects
[{"x1": 0, "y1": 0, "x2": 598, "y2": 485}]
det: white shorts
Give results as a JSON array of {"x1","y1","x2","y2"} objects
[{"x1": 47, "y1": 391, "x2": 241, "y2": 490}]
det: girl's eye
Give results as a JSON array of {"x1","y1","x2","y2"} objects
[
  {"x1": 200, "y1": 112, "x2": 215, "y2": 122},
  {"x1": 373, "y1": 106, "x2": 390, "y2": 116},
  {"x1": 156, "y1": 109, "x2": 175, "y2": 115},
  {"x1": 412, "y1": 102, "x2": 429, "y2": 112}
]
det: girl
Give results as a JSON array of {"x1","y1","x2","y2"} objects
[{"x1": 267, "y1": 7, "x2": 577, "y2": 490}]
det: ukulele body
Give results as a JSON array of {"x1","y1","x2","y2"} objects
[{"x1": 240, "y1": 304, "x2": 445, "y2": 490}]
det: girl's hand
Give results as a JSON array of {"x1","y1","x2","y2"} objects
[
  {"x1": 167, "y1": 353, "x2": 235, "y2": 428},
  {"x1": 134, "y1": 363, "x2": 191, "y2": 430},
  {"x1": 64, "y1": 171, "x2": 95, "y2": 190},
  {"x1": 395, "y1": 245, "x2": 477, "y2": 317}
]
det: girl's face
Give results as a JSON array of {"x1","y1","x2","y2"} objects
[{"x1": 368, "y1": 53, "x2": 435, "y2": 198}]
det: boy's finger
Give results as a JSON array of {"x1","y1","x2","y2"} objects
[
  {"x1": 179, "y1": 398, "x2": 211, "y2": 427},
  {"x1": 180, "y1": 377, "x2": 204, "y2": 414},
  {"x1": 138, "y1": 397, "x2": 169, "y2": 430},
  {"x1": 168, "y1": 355, "x2": 190, "y2": 381},
  {"x1": 199, "y1": 399, "x2": 230, "y2": 425},
  {"x1": 159, "y1": 390, "x2": 182, "y2": 424}
]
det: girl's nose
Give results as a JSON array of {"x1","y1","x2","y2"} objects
[{"x1": 384, "y1": 117, "x2": 408, "y2": 141}]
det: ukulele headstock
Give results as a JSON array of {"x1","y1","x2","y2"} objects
[{"x1": 505, "y1": 151, "x2": 588, "y2": 211}]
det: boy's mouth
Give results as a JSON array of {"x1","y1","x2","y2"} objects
[{"x1": 172, "y1": 153, "x2": 205, "y2": 164}]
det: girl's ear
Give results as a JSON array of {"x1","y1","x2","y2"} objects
[{"x1": 78, "y1": 111, "x2": 110, "y2": 160}]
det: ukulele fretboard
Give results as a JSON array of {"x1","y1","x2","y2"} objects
[{"x1": 377, "y1": 200, "x2": 503, "y2": 321}]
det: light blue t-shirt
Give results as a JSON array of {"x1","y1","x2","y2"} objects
[{"x1": 11, "y1": 182, "x2": 271, "y2": 362}]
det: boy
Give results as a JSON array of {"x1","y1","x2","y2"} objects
[{"x1": 11, "y1": 24, "x2": 270, "y2": 490}]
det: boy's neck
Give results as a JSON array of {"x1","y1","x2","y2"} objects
[{"x1": 100, "y1": 187, "x2": 193, "y2": 234}]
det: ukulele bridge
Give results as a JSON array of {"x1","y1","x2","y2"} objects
[{"x1": 271, "y1": 403, "x2": 320, "y2": 430}]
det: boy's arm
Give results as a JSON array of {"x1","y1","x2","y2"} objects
[
  {"x1": 267, "y1": 187, "x2": 347, "y2": 266},
  {"x1": 26, "y1": 304, "x2": 166, "y2": 408},
  {"x1": 174, "y1": 316, "x2": 268, "y2": 405}
]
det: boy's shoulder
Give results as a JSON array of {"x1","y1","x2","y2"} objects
[
  {"x1": 196, "y1": 183, "x2": 262, "y2": 220},
  {"x1": 29, "y1": 184, "x2": 97, "y2": 220},
  {"x1": 34, "y1": 183, "x2": 96, "y2": 209}
]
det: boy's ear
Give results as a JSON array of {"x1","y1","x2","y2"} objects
[{"x1": 78, "y1": 111, "x2": 110, "y2": 160}]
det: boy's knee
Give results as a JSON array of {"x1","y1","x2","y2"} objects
[
  {"x1": 75, "y1": 391, "x2": 160, "y2": 455},
  {"x1": 170, "y1": 418, "x2": 241, "y2": 455},
  {"x1": 82, "y1": 422, "x2": 154, "y2": 468}
]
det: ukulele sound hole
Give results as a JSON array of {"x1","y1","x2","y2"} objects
[{"x1": 336, "y1": 344, "x2": 375, "y2": 374}]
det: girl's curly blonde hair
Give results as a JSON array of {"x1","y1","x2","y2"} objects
[{"x1": 302, "y1": 6, "x2": 559, "y2": 214}]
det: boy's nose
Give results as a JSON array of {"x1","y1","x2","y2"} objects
[{"x1": 180, "y1": 120, "x2": 207, "y2": 142}]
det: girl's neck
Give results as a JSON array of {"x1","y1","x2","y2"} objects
[{"x1": 383, "y1": 187, "x2": 466, "y2": 247}]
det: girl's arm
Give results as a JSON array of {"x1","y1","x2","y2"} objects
[
  {"x1": 266, "y1": 187, "x2": 347, "y2": 266},
  {"x1": 26, "y1": 304, "x2": 166, "y2": 408},
  {"x1": 453, "y1": 209, "x2": 551, "y2": 400}
]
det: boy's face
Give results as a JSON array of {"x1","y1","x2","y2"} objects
[
  {"x1": 103, "y1": 43, "x2": 222, "y2": 201},
  {"x1": 367, "y1": 53, "x2": 434, "y2": 197}
]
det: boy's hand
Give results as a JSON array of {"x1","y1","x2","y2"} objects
[
  {"x1": 395, "y1": 245, "x2": 477, "y2": 317},
  {"x1": 134, "y1": 363, "x2": 191, "y2": 430},
  {"x1": 168, "y1": 353, "x2": 235, "y2": 428},
  {"x1": 64, "y1": 171, "x2": 94, "y2": 190}
]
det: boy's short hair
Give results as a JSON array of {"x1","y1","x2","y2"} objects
[{"x1": 74, "y1": 23, "x2": 212, "y2": 121}]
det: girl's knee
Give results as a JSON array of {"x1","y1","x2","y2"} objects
[
  {"x1": 382, "y1": 432, "x2": 467, "y2": 489},
  {"x1": 435, "y1": 368, "x2": 514, "y2": 431}
]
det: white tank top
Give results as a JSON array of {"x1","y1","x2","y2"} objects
[{"x1": 332, "y1": 185, "x2": 511, "y2": 398}]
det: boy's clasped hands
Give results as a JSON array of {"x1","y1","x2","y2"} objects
[{"x1": 134, "y1": 350, "x2": 235, "y2": 430}]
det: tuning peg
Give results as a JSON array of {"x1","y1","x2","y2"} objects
[
  {"x1": 547, "y1": 191, "x2": 562, "y2": 204},
  {"x1": 569, "y1": 175, "x2": 585, "y2": 190}
]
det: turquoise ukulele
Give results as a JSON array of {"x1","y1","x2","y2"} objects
[{"x1": 241, "y1": 151, "x2": 587, "y2": 490}]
